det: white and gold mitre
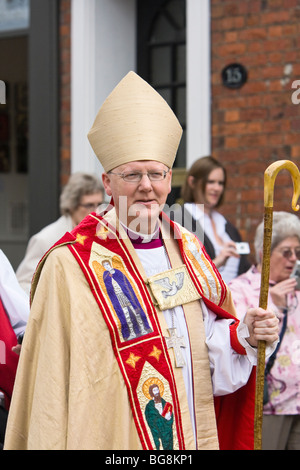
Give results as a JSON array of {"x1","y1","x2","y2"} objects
[{"x1": 87, "y1": 71, "x2": 182, "y2": 172}]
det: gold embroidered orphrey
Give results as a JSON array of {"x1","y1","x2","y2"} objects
[{"x1": 147, "y1": 265, "x2": 201, "y2": 311}]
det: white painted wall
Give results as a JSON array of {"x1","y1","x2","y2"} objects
[
  {"x1": 71, "y1": 0, "x2": 136, "y2": 177},
  {"x1": 186, "y1": 0, "x2": 211, "y2": 168},
  {"x1": 94, "y1": 0, "x2": 136, "y2": 111}
]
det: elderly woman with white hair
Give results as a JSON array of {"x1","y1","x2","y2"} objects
[
  {"x1": 16, "y1": 173, "x2": 104, "y2": 294},
  {"x1": 229, "y1": 211, "x2": 300, "y2": 450}
]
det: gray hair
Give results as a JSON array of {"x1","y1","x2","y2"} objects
[
  {"x1": 254, "y1": 211, "x2": 300, "y2": 264},
  {"x1": 60, "y1": 173, "x2": 103, "y2": 215}
]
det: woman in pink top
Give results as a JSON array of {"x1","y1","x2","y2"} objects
[{"x1": 229, "y1": 211, "x2": 300, "y2": 450}]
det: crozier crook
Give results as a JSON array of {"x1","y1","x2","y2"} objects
[{"x1": 254, "y1": 160, "x2": 300, "y2": 450}]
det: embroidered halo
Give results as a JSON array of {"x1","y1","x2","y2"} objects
[{"x1": 142, "y1": 377, "x2": 164, "y2": 400}]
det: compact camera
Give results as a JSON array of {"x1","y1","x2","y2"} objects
[{"x1": 235, "y1": 242, "x2": 250, "y2": 255}]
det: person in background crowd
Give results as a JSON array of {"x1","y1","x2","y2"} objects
[
  {"x1": 16, "y1": 173, "x2": 104, "y2": 294},
  {"x1": 229, "y1": 211, "x2": 300, "y2": 450},
  {"x1": 0, "y1": 249, "x2": 29, "y2": 449},
  {"x1": 170, "y1": 156, "x2": 250, "y2": 283}
]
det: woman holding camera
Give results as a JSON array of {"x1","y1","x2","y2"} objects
[
  {"x1": 170, "y1": 156, "x2": 250, "y2": 283},
  {"x1": 229, "y1": 211, "x2": 300, "y2": 450}
]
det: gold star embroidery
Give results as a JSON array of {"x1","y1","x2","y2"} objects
[
  {"x1": 126, "y1": 352, "x2": 141, "y2": 368},
  {"x1": 148, "y1": 346, "x2": 162, "y2": 362},
  {"x1": 76, "y1": 233, "x2": 88, "y2": 245}
]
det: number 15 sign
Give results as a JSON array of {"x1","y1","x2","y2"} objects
[{"x1": 222, "y1": 63, "x2": 248, "y2": 89}]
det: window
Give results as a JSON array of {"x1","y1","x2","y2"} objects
[{"x1": 137, "y1": 0, "x2": 186, "y2": 168}]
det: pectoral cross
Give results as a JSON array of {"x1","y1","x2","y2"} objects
[{"x1": 164, "y1": 328, "x2": 186, "y2": 368}]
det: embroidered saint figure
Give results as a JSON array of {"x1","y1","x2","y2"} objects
[
  {"x1": 102, "y1": 260, "x2": 152, "y2": 341},
  {"x1": 144, "y1": 382, "x2": 174, "y2": 450}
]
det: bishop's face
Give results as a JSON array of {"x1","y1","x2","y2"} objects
[{"x1": 102, "y1": 160, "x2": 172, "y2": 234}]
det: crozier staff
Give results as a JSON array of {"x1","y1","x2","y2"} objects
[{"x1": 4, "y1": 72, "x2": 278, "y2": 450}]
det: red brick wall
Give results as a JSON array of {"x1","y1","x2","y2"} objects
[
  {"x1": 59, "y1": 0, "x2": 71, "y2": 187},
  {"x1": 211, "y1": 0, "x2": 300, "y2": 261}
]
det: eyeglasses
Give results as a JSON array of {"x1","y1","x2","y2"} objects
[
  {"x1": 79, "y1": 202, "x2": 102, "y2": 210},
  {"x1": 277, "y1": 248, "x2": 300, "y2": 260},
  {"x1": 108, "y1": 169, "x2": 170, "y2": 183}
]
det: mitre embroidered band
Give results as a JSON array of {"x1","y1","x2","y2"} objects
[{"x1": 31, "y1": 209, "x2": 255, "y2": 450}]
